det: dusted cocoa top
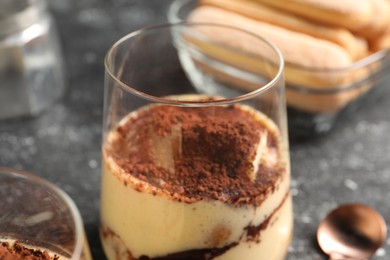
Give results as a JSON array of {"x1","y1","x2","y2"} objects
[
  {"x1": 105, "y1": 102, "x2": 285, "y2": 206},
  {"x1": 0, "y1": 241, "x2": 59, "y2": 260}
]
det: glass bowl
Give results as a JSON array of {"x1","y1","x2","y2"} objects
[
  {"x1": 0, "y1": 167, "x2": 91, "y2": 259},
  {"x1": 168, "y1": 0, "x2": 390, "y2": 139}
]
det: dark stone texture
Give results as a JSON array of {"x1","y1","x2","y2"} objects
[{"x1": 1, "y1": 1, "x2": 389, "y2": 259}]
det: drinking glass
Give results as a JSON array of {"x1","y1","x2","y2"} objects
[
  {"x1": 0, "y1": 167, "x2": 91, "y2": 260},
  {"x1": 101, "y1": 23, "x2": 292, "y2": 260}
]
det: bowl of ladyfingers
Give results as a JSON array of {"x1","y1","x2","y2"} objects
[{"x1": 168, "y1": 0, "x2": 390, "y2": 138}]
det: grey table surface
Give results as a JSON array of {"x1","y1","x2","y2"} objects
[{"x1": 1, "y1": 0, "x2": 390, "y2": 259}]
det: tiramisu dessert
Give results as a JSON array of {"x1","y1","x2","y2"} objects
[
  {"x1": 100, "y1": 95, "x2": 292, "y2": 260},
  {"x1": 0, "y1": 237, "x2": 91, "y2": 260},
  {"x1": 0, "y1": 239, "x2": 64, "y2": 260}
]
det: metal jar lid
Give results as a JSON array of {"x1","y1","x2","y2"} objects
[{"x1": 0, "y1": 0, "x2": 47, "y2": 38}]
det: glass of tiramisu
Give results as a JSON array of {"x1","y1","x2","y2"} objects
[
  {"x1": 101, "y1": 23, "x2": 292, "y2": 260},
  {"x1": 0, "y1": 167, "x2": 91, "y2": 260}
]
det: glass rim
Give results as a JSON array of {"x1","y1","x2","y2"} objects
[
  {"x1": 104, "y1": 22, "x2": 285, "y2": 106},
  {"x1": 0, "y1": 167, "x2": 85, "y2": 260}
]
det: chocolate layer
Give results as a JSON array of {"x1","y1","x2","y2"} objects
[
  {"x1": 101, "y1": 191, "x2": 290, "y2": 260},
  {"x1": 138, "y1": 244, "x2": 236, "y2": 260}
]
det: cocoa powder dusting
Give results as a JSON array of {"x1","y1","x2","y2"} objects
[
  {"x1": 0, "y1": 241, "x2": 59, "y2": 260},
  {"x1": 106, "y1": 104, "x2": 285, "y2": 206}
]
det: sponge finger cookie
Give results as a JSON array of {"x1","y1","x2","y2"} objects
[
  {"x1": 186, "y1": 6, "x2": 375, "y2": 113},
  {"x1": 200, "y1": 0, "x2": 368, "y2": 60},
  {"x1": 251, "y1": 0, "x2": 375, "y2": 30}
]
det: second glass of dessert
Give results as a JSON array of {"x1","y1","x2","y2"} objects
[
  {"x1": 0, "y1": 167, "x2": 91, "y2": 260},
  {"x1": 100, "y1": 23, "x2": 292, "y2": 260}
]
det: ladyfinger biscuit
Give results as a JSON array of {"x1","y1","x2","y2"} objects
[
  {"x1": 200, "y1": 0, "x2": 368, "y2": 60},
  {"x1": 353, "y1": 0, "x2": 390, "y2": 40},
  {"x1": 251, "y1": 0, "x2": 375, "y2": 31},
  {"x1": 189, "y1": 55, "x2": 373, "y2": 113},
  {"x1": 188, "y1": 6, "x2": 353, "y2": 73},
  {"x1": 369, "y1": 26, "x2": 390, "y2": 52},
  {"x1": 186, "y1": 6, "x2": 374, "y2": 113}
]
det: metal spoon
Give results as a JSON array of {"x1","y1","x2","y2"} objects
[{"x1": 317, "y1": 203, "x2": 387, "y2": 259}]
